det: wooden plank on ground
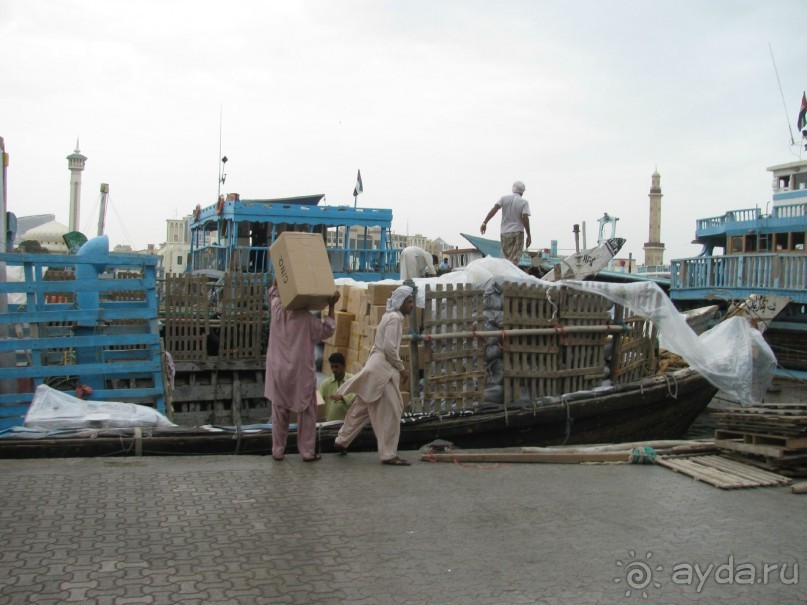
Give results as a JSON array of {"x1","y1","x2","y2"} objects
[
  {"x1": 421, "y1": 451, "x2": 631, "y2": 464},
  {"x1": 655, "y1": 455, "x2": 791, "y2": 489}
]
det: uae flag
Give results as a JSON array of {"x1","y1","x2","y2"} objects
[
  {"x1": 353, "y1": 169, "x2": 363, "y2": 197},
  {"x1": 798, "y1": 92, "x2": 807, "y2": 131}
]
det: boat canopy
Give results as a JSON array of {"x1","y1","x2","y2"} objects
[{"x1": 188, "y1": 194, "x2": 402, "y2": 281}]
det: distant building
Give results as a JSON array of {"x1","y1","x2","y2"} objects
[
  {"x1": 157, "y1": 217, "x2": 190, "y2": 275},
  {"x1": 13, "y1": 214, "x2": 55, "y2": 248},
  {"x1": 20, "y1": 220, "x2": 70, "y2": 253}
]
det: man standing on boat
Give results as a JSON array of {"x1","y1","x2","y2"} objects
[
  {"x1": 264, "y1": 280, "x2": 340, "y2": 462},
  {"x1": 480, "y1": 181, "x2": 532, "y2": 265},
  {"x1": 332, "y1": 285, "x2": 414, "y2": 466}
]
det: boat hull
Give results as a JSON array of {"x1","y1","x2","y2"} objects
[{"x1": 0, "y1": 368, "x2": 715, "y2": 458}]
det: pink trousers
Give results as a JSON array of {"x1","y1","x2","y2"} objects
[{"x1": 271, "y1": 401, "x2": 317, "y2": 459}]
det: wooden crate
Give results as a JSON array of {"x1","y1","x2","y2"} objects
[
  {"x1": 170, "y1": 361, "x2": 269, "y2": 426},
  {"x1": 610, "y1": 306, "x2": 657, "y2": 384},
  {"x1": 163, "y1": 273, "x2": 210, "y2": 362},
  {"x1": 502, "y1": 283, "x2": 610, "y2": 401},
  {"x1": 417, "y1": 284, "x2": 486, "y2": 413},
  {"x1": 218, "y1": 272, "x2": 268, "y2": 361},
  {"x1": 0, "y1": 251, "x2": 165, "y2": 428}
]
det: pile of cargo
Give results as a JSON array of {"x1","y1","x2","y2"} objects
[
  {"x1": 321, "y1": 282, "x2": 424, "y2": 407},
  {"x1": 269, "y1": 232, "x2": 423, "y2": 406}
]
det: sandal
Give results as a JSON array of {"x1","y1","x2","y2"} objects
[
  {"x1": 334, "y1": 443, "x2": 348, "y2": 456},
  {"x1": 381, "y1": 456, "x2": 411, "y2": 466},
  {"x1": 303, "y1": 454, "x2": 322, "y2": 462}
]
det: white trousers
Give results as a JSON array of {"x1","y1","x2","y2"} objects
[{"x1": 335, "y1": 381, "x2": 402, "y2": 461}]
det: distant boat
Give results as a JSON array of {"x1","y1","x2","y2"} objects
[
  {"x1": 188, "y1": 193, "x2": 403, "y2": 282},
  {"x1": 461, "y1": 232, "x2": 626, "y2": 280},
  {"x1": 540, "y1": 238, "x2": 626, "y2": 281},
  {"x1": 670, "y1": 158, "x2": 807, "y2": 373}
]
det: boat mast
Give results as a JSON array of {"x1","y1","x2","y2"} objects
[
  {"x1": 768, "y1": 43, "x2": 796, "y2": 148},
  {"x1": 217, "y1": 105, "x2": 227, "y2": 200},
  {"x1": 97, "y1": 183, "x2": 109, "y2": 237}
]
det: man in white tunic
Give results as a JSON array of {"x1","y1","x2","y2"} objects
[
  {"x1": 399, "y1": 246, "x2": 436, "y2": 280},
  {"x1": 333, "y1": 285, "x2": 414, "y2": 465}
]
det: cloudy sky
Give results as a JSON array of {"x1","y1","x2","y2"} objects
[{"x1": 2, "y1": 0, "x2": 806, "y2": 262}]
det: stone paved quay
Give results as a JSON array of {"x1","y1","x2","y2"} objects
[{"x1": 0, "y1": 451, "x2": 804, "y2": 605}]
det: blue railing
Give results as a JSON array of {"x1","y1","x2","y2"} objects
[
  {"x1": 695, "y1": 202, "x2": 807, "y2": 237},
  {"x1": 0, "y1": 251, "x2": 165, "y2": 429},
  {"x1": 670, "y1": 253, "x2": 807, "y2": 302},
  {"x1": 189, "y1": 244, "x2": 403, "y2": 280}
]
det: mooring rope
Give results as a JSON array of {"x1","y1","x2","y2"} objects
[
  {"x1": 628, "y1": 446, "x2": 657, "y2": 464},
  {"x1": 663, "y1": 373, "x2": 679, "y2": 399},
  {"x1": 561, "y1": 395, "x2": 573, "y2": 445}
]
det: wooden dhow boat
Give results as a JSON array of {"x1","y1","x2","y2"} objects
[{"x1": 0, "y1": 266, "x2": 726, "y2": 458}]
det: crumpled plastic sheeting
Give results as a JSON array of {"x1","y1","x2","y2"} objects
[
  {"x1": 24, "y1": 384, "x2": 177, "y2": 430},
  {"x1": 561, "y1": 279, "x2": 776, "y2": 404}
]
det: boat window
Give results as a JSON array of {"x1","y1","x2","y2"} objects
[
  {"x1": 729, "y1": 236, "x2": 743, "y2": 254},
  {"x1": 793, "y1": 232, "x2": 805, "y2": 251},
  {"x1": 758, "y1": 233, "x2": 771, "y2": 252},
  {"x1": 745, "y1": 234, "x2": 757, "y2": 253},
  {"x1": 794, "y1": 172, "x2": 807, "y2": 191},
  {"x1": 775, "y1": 233, "x2": 789, "y2": 251}
]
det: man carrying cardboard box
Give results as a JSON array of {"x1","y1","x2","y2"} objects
[{"x1": 264, "y1": 279, "x2": 340, "y2": 462}]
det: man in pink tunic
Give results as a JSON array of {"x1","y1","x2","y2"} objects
[
  {"x1": 333, "y1": 285, "x2": 414, "y2": 466},
  {"x1": 264, "y1": 282, "x2": 339, "y2": 462}
]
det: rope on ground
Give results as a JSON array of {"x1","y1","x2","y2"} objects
[{"x1": 628, "y1": 446, "x2": 657, "y2": 464}]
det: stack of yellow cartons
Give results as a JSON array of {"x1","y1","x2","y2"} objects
[
  {"x1": 325, "y1": 283, "x2": 424, "y2": 409},
  {"x1": 321, "y1": 308, "x2": 355, "y2": 376}
]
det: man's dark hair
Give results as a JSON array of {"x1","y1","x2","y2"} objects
[{"x1": 328, "y1": 351, "x2": 346, "y2": 365}]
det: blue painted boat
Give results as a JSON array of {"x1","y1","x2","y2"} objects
[
  {"x1": 670, "y1": 158, "x2": 807, "y2": 371},
  {"x1": 188, "y1": 194, "x2": 402, "y2": 282}
]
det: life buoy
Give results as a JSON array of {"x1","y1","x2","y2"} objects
[
  {"x1": 193, "y1": 204, "x2": 201, "y2": 221},
  {"x1": 216, "y1": 195, "x2": 225, "y2": 215}
]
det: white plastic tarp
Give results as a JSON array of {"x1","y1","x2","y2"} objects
[{"x1": 24, "y1": 384, "x2": 176, "y2": 430}]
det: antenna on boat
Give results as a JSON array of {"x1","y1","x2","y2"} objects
[
  {"x1": 217, "y1": 105, "x2": 228, "y2": 199},
  {"x1": 768, "y1": 43, "x2": 796, "y2": 147}
]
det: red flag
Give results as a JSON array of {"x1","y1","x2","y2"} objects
[
  {"x1": 353, "y1": 169, "x2": 363, "y2": 197},
  {"x1": 798, "y1": 92, "x2": 807, "y2": 131}
]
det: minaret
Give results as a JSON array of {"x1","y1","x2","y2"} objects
[
  {"x1": 643, "y1": 168, "x2": 665, "y2": 267},
  {"x1": 66, "y1": 140, "x2": 87, "y2": 232}
]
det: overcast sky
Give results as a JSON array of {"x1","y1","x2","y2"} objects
[{"x1": 2, "y1": 0, "x2": 806, "y2": 262}]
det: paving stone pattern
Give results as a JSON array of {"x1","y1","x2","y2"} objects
[{"x1": 0, "y1": 453, "x2": 804, "y2": 604}]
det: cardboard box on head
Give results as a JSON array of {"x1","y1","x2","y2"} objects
[{"x1": 269, "y1": 232, "x2": 336, "y2": 310}]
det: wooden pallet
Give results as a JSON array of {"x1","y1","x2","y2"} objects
[
  {"x1": 721, "y1": 452, "x2": 807, "y2": 478},
  {"x1": 714, "y1": 429, "x2": 807, "y2": 450},
  {"x1": 713, "y1": 403, "x2": 807, "y2": 437},
  {"x1": 655, "y1": 455, "x2": 792, "y2": 489}
]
